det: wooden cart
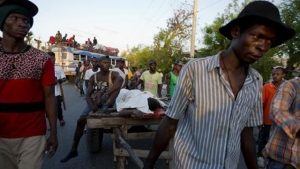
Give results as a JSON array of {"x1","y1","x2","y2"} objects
[{"x1": 86, "y1": 112, "x2": 172, "y2": 169}]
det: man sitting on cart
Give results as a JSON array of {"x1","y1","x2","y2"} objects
[{"x1": 61, "y1": 55, "x2": 123, "y2": 163}]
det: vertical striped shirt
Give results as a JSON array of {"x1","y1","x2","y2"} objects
[
  {"x1": 263, "y1": 77, "x2": 300, "y2": 168},
  {"x1": 166, "y1": 53, "x2": 263, "y2": 169}
]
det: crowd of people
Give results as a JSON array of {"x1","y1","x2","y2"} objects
[
  {"x1": 48, "y1": 30, "x2": 120, "y2": 56},
  {"x1": 0, "y1": 1, "x2": 299, "y2": 169},
  {"x1": 48, "y1": 31, "x2": 79, "y2": 48}
]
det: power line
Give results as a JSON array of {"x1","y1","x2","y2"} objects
[{"x1": 141, "y1": 0, "x2": 171, "y2": 30}]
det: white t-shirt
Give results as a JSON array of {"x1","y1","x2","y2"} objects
[
  {"x1": 112, "y1": 68, "x2": 128, "y2": 86},
  {"x1": 84, "y1": 68, "x2": 100, "y2": 80},
  {"x1": 54, "y1": 65, "x2": 66, "y2": 96}
]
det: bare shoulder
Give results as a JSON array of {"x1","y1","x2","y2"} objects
[
  {"x1": 111, "y1": 70, "x2": 121, "y2": 78},
  {"x1": 89, "y1": 73, "x2": 97, "y2": 82}
]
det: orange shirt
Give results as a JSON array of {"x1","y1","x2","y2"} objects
[{"x1": 262, "y1": 82, "x2": 277, "y2": 125}]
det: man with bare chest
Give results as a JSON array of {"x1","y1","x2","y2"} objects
[{"x1": 61, "y1": 55, "x2": 123, "y2": 163}]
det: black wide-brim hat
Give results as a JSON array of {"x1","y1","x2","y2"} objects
[
  {"x1": 219, "y1": 1, "x2": 295, "y2": 47},
  {"x1": 148, "y1": 60, "x2": 157, "y2": 65},
  {"x1": 1, "y1": 0, "x2": 38, "y2": 17},
  {"x1": 174, "y1": 60, "x2": 183, "y2": 66}
]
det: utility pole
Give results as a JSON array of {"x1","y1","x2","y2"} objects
[{"x1": 190, "y1": 0, "x2": 198, "y2": 58}]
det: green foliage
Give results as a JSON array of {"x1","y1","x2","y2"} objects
[
  {"x1": 197, "y1": 0, "x2": 300, "y2": 81},
  {"x1": 125, "y1": 0, "x2": 299, "y2": 81},
  {"x1": 252, "y1": 48, "x2": 282, "y2": 82},
  {"x1": 197, "y1": 16, "x2": 230, "y2": 57},
  {"x1": 125, "y1": 9, "x2": 193, "y2": 74},
  {"x1": 25, "y1": 31, "x2": 33, "y2": 45},
  {"x1": 197, "y1": 0, "x2": 253, "y2": 57},
  {"x1": 278, "y1": 0, "x2": 300, "y2": 69},
  {"x1": 126, "y1": 45, "x2": 154, "y2": 70}
]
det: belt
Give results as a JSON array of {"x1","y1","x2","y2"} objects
[{"x1": 0, "y1": 102, "x2": 45, "y2": 112}]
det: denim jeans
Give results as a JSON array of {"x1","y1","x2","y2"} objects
[
  {"x1": 267, "y1": 159, "x2": 295, "y2": 169},
  {"x1": 80, "y1": 105, "x2": 92, "y2": 117},
  {"x1": 268, "y1": 159, "x2": 285, "y2": 169}
]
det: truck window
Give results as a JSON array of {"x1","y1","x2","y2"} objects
[
  {"x1": 74, "y1": 54, "x2": 79, "y2": 61},
  {"x1": 62, "y1": 53, "x2": 67, "y2": 59}
]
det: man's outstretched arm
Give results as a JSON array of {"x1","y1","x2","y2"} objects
[
  {"x1": 143, "y1": 116, "x2": 178, "y2": 169},
  {"x1": 241, "y1": 127, "x2": 258, "y2": 169}
]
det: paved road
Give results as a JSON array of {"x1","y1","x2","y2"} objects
[
  {"x1": 42, "y1": 82, "x2": 247, "y2": 169},
  {"x1": 42, "y1": 82, "x2": 168, "y2": 169}
]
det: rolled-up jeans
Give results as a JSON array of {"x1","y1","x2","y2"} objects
[
  {"x1": 80, "y1": 103, "x2": 104, "y2": 117},
  {"x1": 80, "y1": 105, "x2": 92, "y2": 118}
]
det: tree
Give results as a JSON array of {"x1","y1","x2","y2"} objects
[
  {"x1": 278, "y1": 0, "x2": 300, "y2": 70},
  {"x1": 126, "y1": 8, "x2": 193, "y2": 74},
  {"x1": 198, "y1": 0, "x2": 253, "y2": 57},
  {"x1": 197, "y1": 16, "x2": 230, "y2": 57},
  {"x1": 197, "y1": 0, "x2": 284, "y2": 81},
  {"x1": 252, "y1": 48, "x2": 282, "y2": 81},
  {"x1": 25, "y1": 31, "x2": 33, "y2": 45},
  {"x1": 153, "y1": 8, "x2": 193, "y2": 73}
]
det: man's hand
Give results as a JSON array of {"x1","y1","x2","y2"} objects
[
  {"x1": 100, "y1": 93, "x2": 109, "y2": 102},
  {"x1": 99, "y1": 104, "x2": 109, "y2": 113},
  {"x1": 45, "y1": 134, "x2": 58, "y2": 158}
]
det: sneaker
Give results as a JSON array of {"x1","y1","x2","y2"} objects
[
  {"x1": 257, "y1": 156, "x2": 265, "y2": 169},
  {"x1": 60, "y1": 120, "x2": 66, "y2": 126}
]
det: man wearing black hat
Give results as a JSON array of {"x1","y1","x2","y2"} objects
[
  {"x1": 144, "y1": 1, "x2": 295, "y2": 169},
  {"x1": 0, "y1": 0, "x2": 58, "y2": 169}
]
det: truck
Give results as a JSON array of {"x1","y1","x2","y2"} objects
[
  {"x1": 51, "y1": 46, "x2": 78, "y2": 77},
  {"x1": 51, "y1": 46, "x2": 126, "y2": 79}
]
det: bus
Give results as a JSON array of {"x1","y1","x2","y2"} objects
[{"x1": 51, "y1": 46, "x2": 126, "y2": 78}]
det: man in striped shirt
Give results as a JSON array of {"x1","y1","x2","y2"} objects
[{"x1": 143, "y1": 1, "x2": 295, "y2": 169}]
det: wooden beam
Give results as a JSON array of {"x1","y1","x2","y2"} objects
[
  {"x1": 126, "y1": 132, "x2": 156, "y2": 140},
  {"x1": 87, "y1": 116, "x2": 162, "y2": 128},
  {"x1": 115, "y1": 128, "x2": 144, "y2": 169},
  {"x1": 114, "y1": 148, "x2": 171, "y2": 159}
]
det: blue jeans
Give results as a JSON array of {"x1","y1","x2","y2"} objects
[
  {"x1": 267, "y1": 159, "x2": 295, "y2": 169},
  {"x1": 80, "y1": 103, "x2": 105, "y2": 117},
  {"x1": 80, "y1": 105, "x2": 92, "y2": 117},
  {"x1": 268, "y1": 159, "x2": 285, "y2": 169}
]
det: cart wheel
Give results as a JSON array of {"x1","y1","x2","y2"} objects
[{"x1": 86, "y1": 128, "x2": 103, "y2": 153}]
